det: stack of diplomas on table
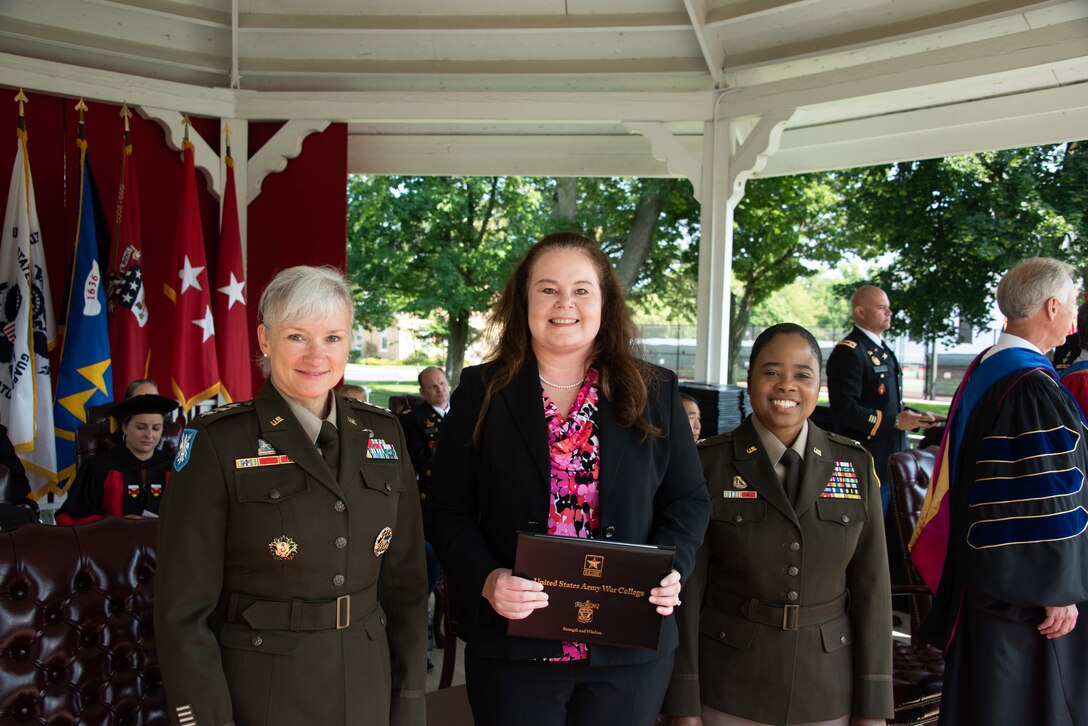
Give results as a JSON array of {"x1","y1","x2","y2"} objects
[{"x1": 508, "y1": 532, "x2": 675, "y2": 650}]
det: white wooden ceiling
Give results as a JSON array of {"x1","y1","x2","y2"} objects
[{"x1": 1, "y1": 0, "x2": 1087, "y2": 178}]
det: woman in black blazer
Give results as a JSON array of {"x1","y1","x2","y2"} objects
[{"x1": 425, "y1": 232, "x2": 710, "y2": 726}]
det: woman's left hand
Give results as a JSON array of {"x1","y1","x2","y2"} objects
[{"x1": 649, "y1": 569, "x2": 683, "y2": 616}]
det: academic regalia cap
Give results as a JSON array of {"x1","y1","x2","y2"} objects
[{"x1": 109, "y1": 394, "x2": 179, "y2": 420}]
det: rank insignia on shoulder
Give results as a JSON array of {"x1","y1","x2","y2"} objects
[
  {"x1": 373, "y1": 526, "x2": 393, "y2": 556},
  {"x1": 732, "y1": 475, "x2": 748, "y2": 489},
  {"x1": 174, "y1": 429, "x2": 198, "y2": 472},
  {"x1": 366, "y1": 437, "x2": 399, "y2": 460},
  {"x1": 723, "y1": 490, "x2": 758, "y2": 499},
  {"x1": 269, "y1": 535, "x2": 298, "y2": 561},
  {"x1": 837, "y1": 339, "x2": 857, "y2": 349},
  {"x1": 819, "y1": 460, "x2": 862, "y2": 499},
  {"x1": 257, "y1": 438, "x2": 276, "y2": 456}
]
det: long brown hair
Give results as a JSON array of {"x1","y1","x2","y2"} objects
[{"x1": 473, "y1": 232, "x2": 660, "y2": 442}]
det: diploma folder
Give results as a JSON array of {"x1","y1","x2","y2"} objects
[{"x1": 508, "y1": 532, "x2": 675, "y2": 650}]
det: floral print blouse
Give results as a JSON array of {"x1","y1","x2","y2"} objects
[{"x1": 543, "y1": 367, "x2": 600, "y2": 662}]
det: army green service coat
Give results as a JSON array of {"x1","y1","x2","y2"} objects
[
  {"x1": 155, "y1": 382, "x2": 428, "y2": 726},
  {"x1": 662, "y1": 417, "x2": 893, "y2": 725}
]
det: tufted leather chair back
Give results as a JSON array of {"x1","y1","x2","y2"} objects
[
  {"x1": 0, "y1": 518, "x2": 166, "y2": 723},
  {"x1": 389, "y1": 394, "x2": 424, "y2": 416},
  {"x1": 887, "y1": 446, "x2": 937, "y2": 629}
]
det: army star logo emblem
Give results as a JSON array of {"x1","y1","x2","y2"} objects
[{"x1": 583, "y1": 555, "x2": 604, "y2": 577}]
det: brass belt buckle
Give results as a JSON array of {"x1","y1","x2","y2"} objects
[
  {"x1": 782, "y1": 603, "x2": 799, "y2": 631},
  {"x1": 336, "y1": 594, "x2": 351, "y2": 630}
]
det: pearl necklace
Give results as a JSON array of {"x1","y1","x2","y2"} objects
[{"x1": 539, "y1": 374, "x2": 586, "y2": 390}]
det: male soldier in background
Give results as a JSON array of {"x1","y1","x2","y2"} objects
[
  {"x1": 827, "y1": 285, "x2": 938, "y2": 512},
  {"x1": 399, "y1": 367, "x2": 450, "y2": 499}
]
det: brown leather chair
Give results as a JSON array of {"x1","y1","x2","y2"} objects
[
  {"x1": 887, "y1": 447, "x2": 944, "y2": 725},
  {"x1": 389, "y1": 394, "x2": 425, "y2": 416},
  {"x1": 0, "y1": 517, "x2": 167, "y2": 721}
]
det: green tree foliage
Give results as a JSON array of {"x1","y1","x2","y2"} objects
[
  {"x1": 729, "y1": 172, "x2": 852, "y2": 378},
  {"x1": 573, "y1": 178, "x2": 701, "y2": 322},
  {"x1": 346, "y1": 175, "x2": 550, "y2": 382},
  {"x1": 839, "y1": 144, "x2": 1086, "y2": 343}
]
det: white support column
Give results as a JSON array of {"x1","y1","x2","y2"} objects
[
  {"x1": 694, "y1": 118, "x2": 733, "y2": 385},
  {"x1": 694, "y1": 109, "x2": 794, "y2": 384},
  {"x1": 221, "y1": 118, "x2": 248, "y2": 277}
]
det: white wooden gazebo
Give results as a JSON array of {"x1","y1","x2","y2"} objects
[{"x1": 2, "y1": 0, "x2": 1086, "y2": 383}]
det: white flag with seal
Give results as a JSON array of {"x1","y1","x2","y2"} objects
[{"x1": 0, "y1": 128, "x2": 58, "y2": 508}]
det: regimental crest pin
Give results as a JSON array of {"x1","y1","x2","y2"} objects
[
  {"x1": 257, "y1": 438, "x2": 276, "y2": 456},
  {"x1": 373, "y1": 526, "x2": 393, "y2": 556},
  {"x1": 575, "y1": 600, "x2": 599, "y2": 624},
  {"x1": 269, "y1": 535, "x2": 298, "y2": 561},
  {"x1": 732, "y1": 475, "x2": 748, "y2": 489}
]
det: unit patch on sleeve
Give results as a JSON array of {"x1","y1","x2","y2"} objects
[{"x1": 174, "y1": 429, "x2": 198, "y2": 472}]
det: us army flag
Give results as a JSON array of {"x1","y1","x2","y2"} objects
[{"x1": 0, "y1": 126, "x2": 58, "y2": 506}]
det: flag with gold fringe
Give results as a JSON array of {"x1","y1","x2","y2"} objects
[
  {"x1": 0, "y1": 91, "x2": 58, "y2": 508},
  {"x1": 163, "y1": 126, "x2": 220, "y2": 412},
  {"x1": 54, "y1": 101, "x2": 113, "y2": 490},
  {"x1": 213, "y1": 134, "x2": 253, "y2": 403}
]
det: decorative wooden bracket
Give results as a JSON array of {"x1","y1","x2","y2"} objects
[
  {"x1": 624, "y1": 121, "x2": 702, "y2": 198},
  {"x1": 726, "y1": 109, "x2": 794, "y2": 207},
  {"x1": 247, "y1": 120, "x2": 331, "y2": 204}
]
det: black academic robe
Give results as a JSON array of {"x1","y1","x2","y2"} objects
[
  {"x1": 921, "y1": 364, "x2": 1088, "y2": 726},
  {"x1": 56, "y1": 445, "x2": 173, "y2": 524}
]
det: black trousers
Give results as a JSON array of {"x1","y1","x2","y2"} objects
[{"x1": 465, "y1": 648, "x2": 675, "y2": 726}]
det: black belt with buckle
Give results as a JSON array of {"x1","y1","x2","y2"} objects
[
  {"x1": 223, "y1": 585, "x2": 378, "y2": 632},
  {"x1": 710, "y1": 587, "x2": 848, "y2": 631}
]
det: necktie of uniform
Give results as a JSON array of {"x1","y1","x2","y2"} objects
[
  {"x1": 317, "y1": 420, "x2": 340, "y2": 477},
  {"x1": 781, "y1": 448, "x2": 803, "y2": 508}
]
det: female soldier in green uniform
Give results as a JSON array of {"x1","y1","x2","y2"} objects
[
  {"x1": 155, "y1": 266, "x2": 428, "y2": 726},
  {"x1": 663, "y1": 323, "x2": 892, "y2": 726}
]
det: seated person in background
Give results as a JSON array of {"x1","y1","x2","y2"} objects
[
  {"x1": 681, "y1": 394, "x2": 702, "y2": 442},
  {"x1": 340, "y1": 383, "x2": 370, "y2": 403},
  {"x1": 125, "y1": 378, "x2": 159, "y2": 399},
  {"x1": 1059, "y1": 301, "x2": 1088, "y2": 415},
  {"x1": 56, "y1": 394, "x2": 179, "y2": 524}
]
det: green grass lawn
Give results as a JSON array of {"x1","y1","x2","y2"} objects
[{"x1": 345, "y1": 381, "x2": 419, "y2": 409}]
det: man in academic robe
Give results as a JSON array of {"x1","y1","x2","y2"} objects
[{"x1": 912, "y1": 257, "x2": 1088, "y2": 726}]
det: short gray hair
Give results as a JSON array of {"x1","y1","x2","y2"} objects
[
  {"x1": 258, "y1": 266, "x2": 353, "y2": 376},
  {"x1": 996, "y1": 257, "x2": 1075, "y2": 321}
]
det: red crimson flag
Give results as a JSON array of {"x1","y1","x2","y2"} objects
[
  {"x1": 163, "y1": 138, "x2": 220, "y2": 412},
  {"x1": 108, "y1": 110, "x2": 150, "y2": 390},
  {"x1": 213, "y1": 144, "x2": 253, "y2": 402}
]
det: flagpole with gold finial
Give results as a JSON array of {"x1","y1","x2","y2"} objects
[
  {"x1": 113, "y1": 103, "x2": 134, "y2": 267},
  {"x1": 182, "y1": 114, "x2": 192, "y2": 153},
  {"x1": 74, "y1": 98, "x2": 89, "y2": 153},
  {"x1": 15, "y1": 88, "x2": 28, "y2": 134}
]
